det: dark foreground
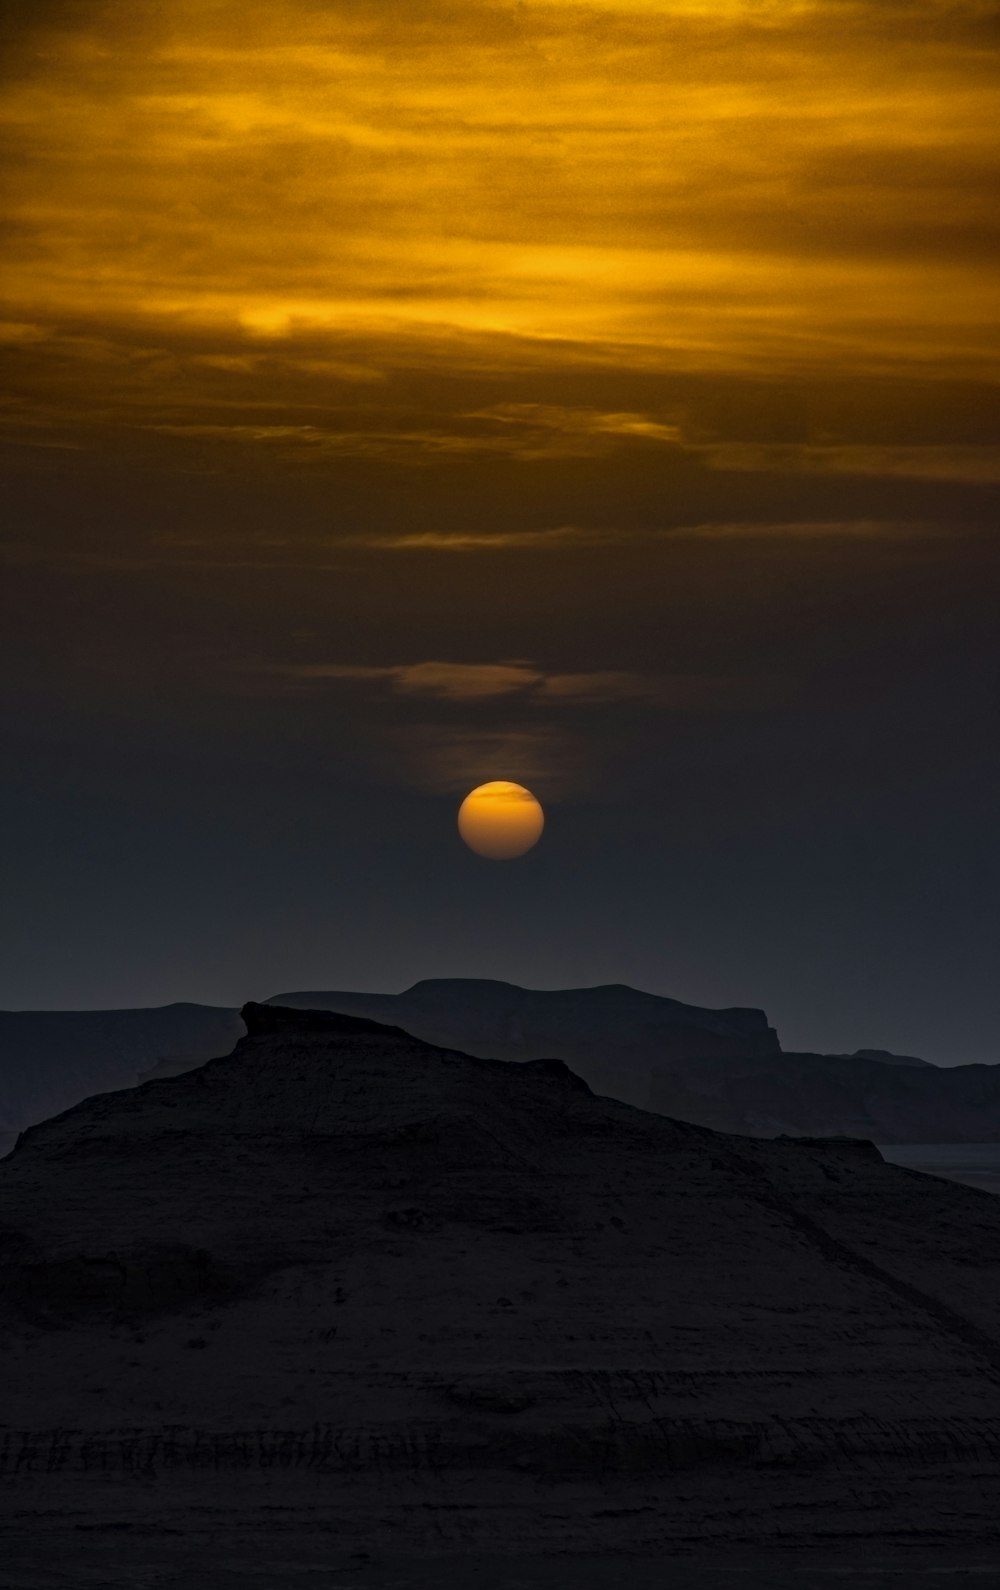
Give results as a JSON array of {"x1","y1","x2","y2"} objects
[
  {"x1": 3, "y1": 1537, "x2": 1000, "y2": 1590},
  {"x1": 9, "y1": 1008, "x2": 1000, "y2": 1568}
]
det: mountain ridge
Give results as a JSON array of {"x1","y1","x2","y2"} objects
[
  {"x1": 2, "y1": 980, "x2": 996, "y2": 1150},
  {"x1": 0, "y1": 1002, "x2": 244, "y2": 1133},
  {"x1": 265, "y1": 980, "x2": 780, "y2": 1108}
]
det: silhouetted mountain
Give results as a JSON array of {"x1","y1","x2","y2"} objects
[
  {"x1": 0, "y1": 1004, "x2": 244, "y2": 1133},
  {"x1": 648, "y1": 1051, "x2": 1000, "y2": 1143},
  {"x1": 2, "y1": 982, "x2": 994, "y2": 1155},
  {"x1": 267, "y1": 982, "x2": 999, "y2": 1143},
  {"x1": 853, "y1": 1047, "x2": 932, "y2": 1067},
  {"x1": 3, "y1": 1002, "x2": 1000, "y2": 1555},
  {"x1": 266, "y1": 979, "x2": 780, "y2": 1106}
]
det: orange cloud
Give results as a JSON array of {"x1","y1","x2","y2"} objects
[
  {"x1": 2, "y1": 0, "x2": 997, "y2": 394},
  {"x1": 254, "y1": 658, "x2": 782, "y2": 708}
]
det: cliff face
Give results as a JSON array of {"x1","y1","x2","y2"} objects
[{"x1": 4, "y1": 1004, "x2": 1000, "y2": 1553}]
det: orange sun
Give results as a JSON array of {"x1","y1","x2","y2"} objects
[{"x1": 457, "y1": 781, "x2": 545, "y2": 860}]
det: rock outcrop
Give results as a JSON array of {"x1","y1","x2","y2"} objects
[{"x1": 4, "y1": 1003, "x2": 1000, "y2": 1554}]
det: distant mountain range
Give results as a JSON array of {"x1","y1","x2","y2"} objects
[
  {"x1": 4, "y1": 1000, "x2": 1000, "y2": 1556},
  {"x1": 0, "y1": 1004, "x2": 244, "y2": 1136},
  {"x1": 648, "y1": 1050, "x2": 1000, "y2": 1142},
  {"x1": 0, "y1": 979, "x2": 994, "y2": 1148},
  {"x1": 266, "y1": 979, "x2": 781, "y2": 1107},
  {"x1": 270, "y1": 981, "x2": 991, "y2": 1143}
]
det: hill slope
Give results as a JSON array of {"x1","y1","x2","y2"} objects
[{"x1": 4, "y1": 1003, "x2": 1000, "y2": 1554}]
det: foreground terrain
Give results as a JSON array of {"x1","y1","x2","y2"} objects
[
  {"x1": 2, "y1": 1539, "x2": 1000, "y2": 1589},
  {"x1": 4, "y1": 1003, "x2": 1000, "y2": 1568}
]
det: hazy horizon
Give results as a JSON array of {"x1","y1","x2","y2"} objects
[{"x1": 0, "y1": 969, "x2": 985, "y2": 1068}]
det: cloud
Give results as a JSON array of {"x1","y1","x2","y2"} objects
[
  {"x1": 471, "y1": 404, "x2": 683, "y2": 449},
  {"x1": 372, "y1": 518, "x2": 957, "y2": 551},
  {"x1": 696, "y1": 444, "x2": 1000, "y2": 485},
  {"x1": 394, "y1": 723, "x2": 589, "y2": 799},
  {"x1": 7, "y1": 302, "x2": 994, "y2": 500},
  {"x1": 286, "y1": 661, "x2": 543, "y2": 700},
  {"x1": 2, "y1": 0, "x2": 997, "y2": 395},
  {"x1": 143, "y1": 402, "x2": 684, "y2": 464},
  {"x1": 376, "y1": 517, "x2": 947, "y2": 554},
  {"x1": 252, "y1": 658, "x2": 783, "y2": 709},
  {"x1": 377, "y1": 526, "x2": 607, "y2": 551},
  {"x1": 1, "y1": 0, "x2": 995, "y2": 614},
  {"x1": 659, "y1": 518, "x2": 944, "y2": 540},
  {"x1": 538, "y1": 671, "x2": 786, "y2": 707},
  {"x1": 0, "y1": 321, "x2": 47, "y2": 345}
]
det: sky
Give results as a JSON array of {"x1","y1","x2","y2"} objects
[{"x1": 1, "y1": 0, "x2": 997, "y2": 1060}]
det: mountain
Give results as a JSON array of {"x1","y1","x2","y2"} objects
[
  {"x1": 4, "y1": 1001, "x2": 1000, "y2": 1561},
  {"x1": 1, "y1": 982, "x2": 993, "y2": 1156},
  {"x1": 648, "y1": 1051, "x2": 1000, "y2": 1143},
  {"x1": 0, "y1": 1004, "x2": 244, "y2": 1134},
  {"x1": 265, "y1": 979, "x2": 780, "y2": 1106},
  {"x1": 853, "y1": 1048, "x2": 932, "y2": 1067},
  {"x1": 266, "y1": 982, "x2": 1000, "y2": 1143}
]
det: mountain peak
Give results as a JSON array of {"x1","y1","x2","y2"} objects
[{"x1": 240, "y1": 1000, "x2": 409, "y2": 1042}]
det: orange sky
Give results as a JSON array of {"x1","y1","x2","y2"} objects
[
  {"x1": 2, "y1": 0, "x2": 999, "y2": 477},
  {"x1": 0, "y1": 2, "x2": 997, "y2": 1049}
]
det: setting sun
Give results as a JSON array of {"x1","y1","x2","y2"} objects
[{"x1": 457, "y1": 781, "x2": 545, "y2": 860}]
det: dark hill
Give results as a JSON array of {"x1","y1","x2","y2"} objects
[{"x1": 4, "y1": 1003, "x2": 1000, "y2": 1555}]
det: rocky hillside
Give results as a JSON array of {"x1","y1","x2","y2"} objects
[{"x1": 4, "y1": 1002, "x2": 1000, "y2": 1554}]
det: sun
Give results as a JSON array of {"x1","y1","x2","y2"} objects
[{"x1": 457, "y1": 781, "x2": 545, "y2": 860}]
